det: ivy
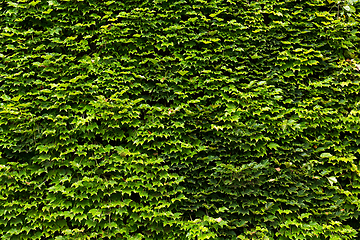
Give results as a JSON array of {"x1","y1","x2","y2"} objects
[{"x1": 1, "y1": 0, "x2": 360, "y2": 239}]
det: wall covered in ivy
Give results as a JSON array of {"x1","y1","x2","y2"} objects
[{"x1": 1, "y1": 0, "x2": 360, "y2": 239}]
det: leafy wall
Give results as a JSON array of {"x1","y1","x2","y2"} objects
[{"x1": 1, "y1": 0, "x2": 360, "y2": 239}]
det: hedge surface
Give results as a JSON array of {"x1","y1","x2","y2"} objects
[{"x1": 1, "y1": 0, "x2": 360, "y2": 239}]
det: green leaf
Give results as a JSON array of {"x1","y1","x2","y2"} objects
[
  {"x1": 85, "y1": 219, "x2": 97, "y2": 228},
  {"x1": 320, "y1": 153, "x2": 333, "y2": 158},
  {"x1": 283, "y1": 71, "x2": 295, "y2": 77},
  {"x1": 344, "y1": 5, "x2": 356, "y2": 13},
  {"x1": 268, "y1": 142, "x2": 280, "y2": 150},
  {"x1": 89, "y1": 209, "x2": 102, "y2": 217},
  {"x1": 327, "y1": 176, "x2": 337, "y2": 186},
  {"x1": 178, "y1": 70, "x2": 189, "y2": 76}
]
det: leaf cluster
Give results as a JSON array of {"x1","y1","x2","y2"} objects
[{"x1": 1, "y1": 0, "x2": 360, "y2": 239}]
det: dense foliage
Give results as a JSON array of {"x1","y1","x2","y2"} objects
[{"x1": 1, "y1": 0, "x2": 360, "y2": 239}]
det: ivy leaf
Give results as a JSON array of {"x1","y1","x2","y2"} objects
[
  {"x1": 89, "y1": 209, "x2": 102, "y2": 217},
  {"x1": 178, "y1": 70, "x2": 189, "y2": 76},
  {"x1": 268, "y1": 142, "x2": 280, "y2": 150},
  {"x1": 327, "y1": 176, "x2": 337, "y2": 186},
  {"x1": 344, "y1": 5, "x2": 356, "y2": 13},
  {"x1": 320, "y1": 153, "x2": 333, "y2": 158},
  {"x1": 284, "y1": 71, "x2": 295, "y2": 77},
  {"x1": 85, "y1": 219, "x2": 97, "y2": 228}
]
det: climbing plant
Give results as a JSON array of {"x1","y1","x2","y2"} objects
[{"x1": 1, "y1": 0, "x2": 360, "y2": 239}]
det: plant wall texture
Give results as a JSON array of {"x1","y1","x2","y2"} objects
[{"x1": 1, "y1": 0, "x2": 360, "y2": 239}]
